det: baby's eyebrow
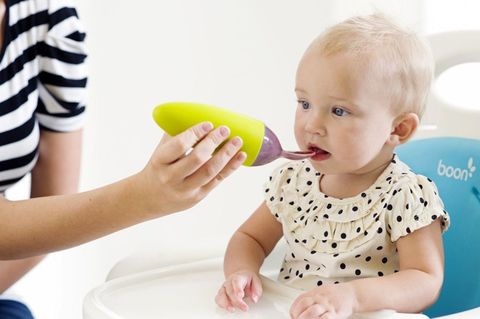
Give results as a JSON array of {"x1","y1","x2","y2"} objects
[{"x1": 294, "y1": 88, "x2": 308, "y2": 94}]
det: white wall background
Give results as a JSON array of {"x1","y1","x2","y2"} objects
[{"x1": 3, "y1": 1, "x2": 480, "y2": 318}]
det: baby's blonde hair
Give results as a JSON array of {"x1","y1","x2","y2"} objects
[{"x1": 311, "y1": 14, "x2": 434, "y2": 118}]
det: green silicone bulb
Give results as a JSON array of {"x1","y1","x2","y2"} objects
[{"x1": 152, "y1": 102, "x2": 314, "y2": 166}]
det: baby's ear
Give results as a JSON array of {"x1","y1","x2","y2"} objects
[{"x1": 388, "y1": 113, "x2": 419, "y2": 146}]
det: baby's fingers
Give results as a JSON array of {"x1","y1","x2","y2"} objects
[
  {"x1": 215, "y1": 286, "x2": 235, "y2": 312},
  {"x1": 224, "y1": 278, "x2": 249, "y2": 311},
  {"x1": 297, "y1": 305, "x2": 330, "y2": 319},
  {"x1": 246, "y1": 274, "x2": 263, "y2": 303}
]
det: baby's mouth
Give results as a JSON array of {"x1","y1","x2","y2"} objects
[
  {"x1": 308, "y1": 145, "x2": 330, "y2": 155},
  {"x1": 308, "y1": 145, "x2": 331, "y2": 161}
]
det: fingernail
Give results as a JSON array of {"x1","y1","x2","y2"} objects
[
  {"x1": 231, "y1": 136, "x2": 243, "y2": 147},
  {"x1": 219, "y1": 126, "x2": 230, "y2": 137},
  {"x1": 202, "y1": 122, "x2": 214, "y2": 132},
  {"x1": 237, "y1": 152, "x2": 247, "y2": 162}
]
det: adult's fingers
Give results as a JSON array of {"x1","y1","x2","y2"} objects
[
  {"x1": 170, "y1": 126, "x2": 231, "y2": 178},
  {"x1": 186, "y1": 136, "x2": 245, "y2": 189},
  {"x1": 154, "y1": 122, "x2": 214, "y2": 164}
]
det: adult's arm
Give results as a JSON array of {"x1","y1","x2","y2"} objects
[
  {"x1": 0, "y1": 129, "x2": 82, "y2": 292},
  {"x1": 0, "y1": 122, "x2": 245, "y2": 259}
]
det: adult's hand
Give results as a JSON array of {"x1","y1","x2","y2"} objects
[{"x1": 136, "y1": 122, "x2": 246, "y2": 217}]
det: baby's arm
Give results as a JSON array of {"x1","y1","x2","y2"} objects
[
  {"x1": 352, "y1": 219, "x2": 444, "y2": 311},
  {"x1": 215, "y1": 201, "x2": 283, "y2": 312}
]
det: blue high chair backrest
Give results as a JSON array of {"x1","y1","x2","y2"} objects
[{"x1": 397, "y1": 137, "x2": 480, "y2": 317}]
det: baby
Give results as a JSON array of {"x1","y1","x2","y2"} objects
[{"x1": 215, "y1": 14, "x2": 449, "y2": 319}]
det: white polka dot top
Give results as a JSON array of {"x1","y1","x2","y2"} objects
[{"x1": 264, "y1": 155, "x2": 449, "y2": 290}]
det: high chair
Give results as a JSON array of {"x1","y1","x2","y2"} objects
[{"x1": 83, "y1": 30, "x2": 480, "y2": 319}]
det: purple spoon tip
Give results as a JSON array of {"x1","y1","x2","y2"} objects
[{"x1": 281, "y1": 150, "x2": 316, "y2": 160}]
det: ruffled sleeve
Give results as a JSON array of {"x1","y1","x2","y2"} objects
[
  {"x1": 36, "y1": 0, "x2": 88, "y2": 132},
  {"x1": 264, "y1": 161, "x2": 303, "y2": 221},
  {"x1": 386, "y1": 174, "x2": 450, "y2": 242}
]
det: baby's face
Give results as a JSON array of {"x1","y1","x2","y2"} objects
[{"x1": 294, "y1": 48, "x2": 398, "y2": 175}]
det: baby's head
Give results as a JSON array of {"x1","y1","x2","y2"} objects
[
  {"x1": 309, "y1": 14, "x2": 433, "y2": 118},
  {"x1": 294, "y1": 14, "x2": 434, "y2": 174}
]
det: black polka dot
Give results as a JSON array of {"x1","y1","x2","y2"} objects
[
  {"x1": 387, "y1": 204, "x2": 393, "y2": 210},
  {"x1": 324, "y1": 231, "x2": 328, "y2": 237},
  {"x1": 406, "y1": 227, "x2": 411, "y2": 233},
  {"x1": 378, "y1": 271, "x2": 384, "y2": 277},
  {"x1": 331, "y1": 242, "x2": 337, "y2": 248},
  {"x1": 307, "y1": 181, "x2": 313, "y2": 186},
  {"x1": 355, "y1": 269, "x2": 361, "y2": 276},
  {"x1": 291, "y1": 253, "x2": 296, "y2": 258},
  {"x1": 406, "y1": 203, "x2": 409, "y2": 209},
  {"x1": 341, "y1": 233, "x2": 347, "y2": 239},
  {"x1": 334, "y1": 281, "x2": 340, "y2": 284},
  {"x1": 286, "y1": 178, "x2": 291, "y2": 184},
  {"x1": 382, "y1": 257, "x2": 388, "y2": 264},
  {"x1": 326, "y1": 203, "x2": 332, "y2": 209},
  {"x1": 284, "y1": 276, "x2": 290, "y2": 280},
  {"x1": 340, "y1": 263, "x2": 346, "y2": 269},
  {"x1": 365, "y1": 256, "x2": 371, "y2": 262},
  {"x1": 323, "y1": 214, "x2": 329, "y2": 219},
  {"x1": 270, "y1": 196, "x2": 275, "y2": 201},
  {"x1": 396, "y1": 216, "x2": 402, "y2": 222},
  {"x1": 265, "y1": 188, "x2": 269, "y2": 193},
  {"x1": 377, "y1": 227, "x2": 383, "y2": 234},
  {"x1": 338, "y1": 209, "x2": 343, "y2": 215},
  {"x1": 377, "y1": 246, "x2": 383, "y2": 250},
  {"x1": 308, "y1": 200, "x2": 314, "y2": 205},
  {"x1": 420, "y1": 197, "x2": 424, "y2": 203},
  {"x1": 311, "y1": 250, "x2": 317, "y2": 254},
  {"x1": 333, "y1": 253, "x2": 339, "y2": 257},
  {"x1": 356, "y1": 227, "x2": 361, "y2": 233},
  {"x1": 317, "y1": 280, "x2": 323, "y2": 286},
  {"x1": 289, "y1": 201, "x2": 294, "y2": 205},
  {"x1": 305, "y1": 264, "x2": 310, "y2": 270},
  {"x1": 355, "y1": 254, "x2": 361, "y2": 258},
  {"x1": 280, "y1": 197, "x2": 284, "y2": 202},
  {"x1": 431, "y1": 215, "x2": 437, "y2": 220},
  {"x1": 352, "y1": 206, "x2": 358, "y2": 212},
  {"x1": 414, "y1": 215, "x2": 419, "y2": 221},
  {"x1": 306, "y1": 167, "x2": 311, "y2": 172},
  {"x1": 361, "y1": 192, "x2": 367, "y2": 198}
]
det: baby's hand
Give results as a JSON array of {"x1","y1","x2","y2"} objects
[
  {"x1": 215, "y1": 270, "x2": 263, "y2": 312},
  {"x1": 290, "y1": 283, "x2": 357, "y2": 319}
]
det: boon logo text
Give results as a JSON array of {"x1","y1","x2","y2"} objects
[{"x1": 437, "y1": 158, "x2": 476, "y2": 181}]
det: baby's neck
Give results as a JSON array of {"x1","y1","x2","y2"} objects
[{"x1": 319, "y1": 157, "x2": 392, "y2": 199}]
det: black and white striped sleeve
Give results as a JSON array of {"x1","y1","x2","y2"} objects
[{"x1": 36, "y1": 0, "x2": 87, "y2": 132}]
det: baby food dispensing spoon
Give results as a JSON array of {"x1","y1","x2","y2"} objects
[{"x1": 152, "y1": 102, "x2": 315, "y2": 166}]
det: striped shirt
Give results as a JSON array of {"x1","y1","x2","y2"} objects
[{"x1": 0, "y1": 0, "x2": 87, "y2": 194}]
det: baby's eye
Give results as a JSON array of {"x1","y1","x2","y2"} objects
[
  {"x1": 332, "y1": 106, "x2": 349, "y2": 117},
  {"x1": 298, "y1": 100, "x2": 311, "y2": 110}
]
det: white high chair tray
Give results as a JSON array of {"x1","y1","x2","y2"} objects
[{"x1": 83, "y1": 257, "x2": 428, "y2": 319}]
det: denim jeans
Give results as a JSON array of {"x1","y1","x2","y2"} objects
[{"x1": 0, "y1": 300, "x2": 34, "y2": 319}]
